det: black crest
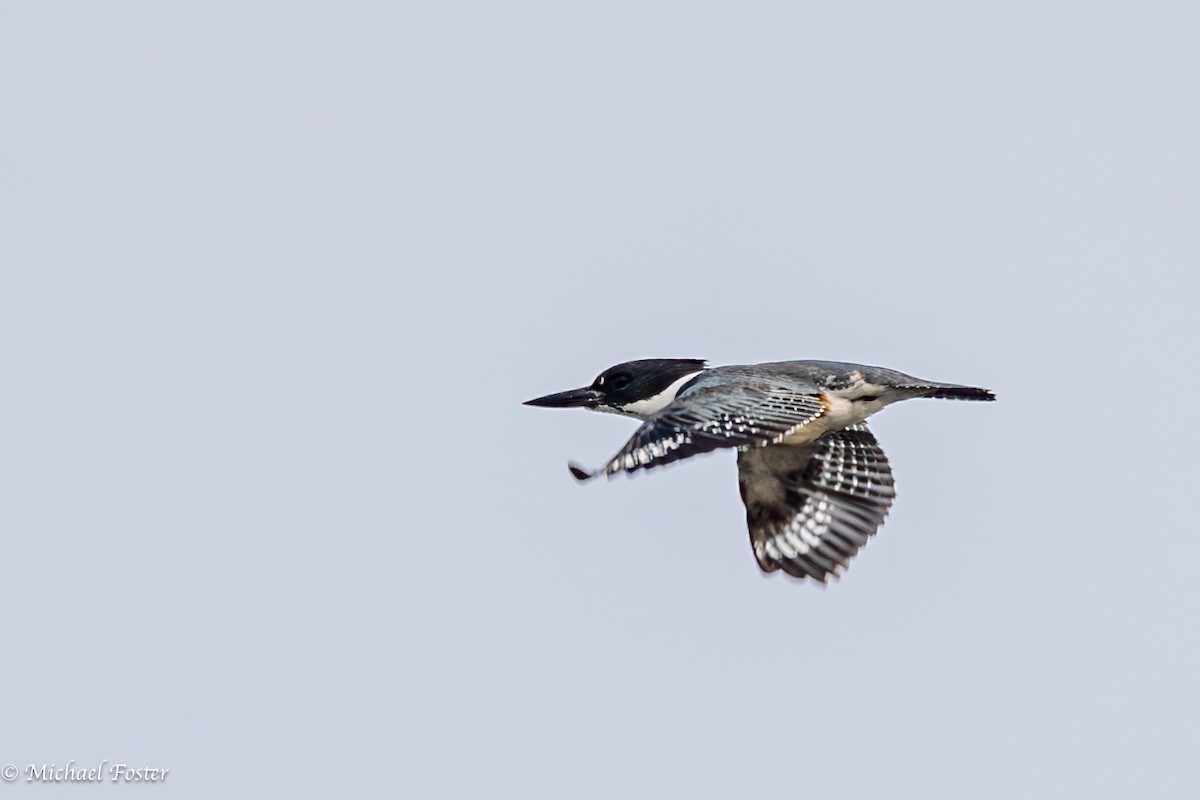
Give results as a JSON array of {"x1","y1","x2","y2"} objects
[{"x1": 590, "y1": 358, "x2": 706, "y2": 407}]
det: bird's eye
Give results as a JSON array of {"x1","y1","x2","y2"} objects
[{"x1": 610, "y1": 374, "x2": 631, "y2": 391}]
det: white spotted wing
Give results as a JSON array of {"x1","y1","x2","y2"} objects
[{"x1": 570, "y1": 382, "x2": 828, "y2": 480}]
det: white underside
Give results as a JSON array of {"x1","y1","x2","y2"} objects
[{"x1": 780, "y1": 380, "x2": 893, "y2": 445}]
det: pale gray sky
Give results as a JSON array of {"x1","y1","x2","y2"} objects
[{"x1": 2, "y1": 2, "x2": 1198, "y2": 797}]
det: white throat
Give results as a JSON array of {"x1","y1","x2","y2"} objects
[{"x1": 611, "y1": 371, "x2": 705, "y2": 420}]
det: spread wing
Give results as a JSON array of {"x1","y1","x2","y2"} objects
[
  {"x1": 737, "y1": 425, "x2": 895, "y2": 582},
  {"x1": 569, "y1": 383, "x2": 828, "y2": 481}
]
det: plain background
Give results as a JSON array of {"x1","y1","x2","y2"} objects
[{"x1": 2, "y1": 2, "x2": 1198, "y2": 797}]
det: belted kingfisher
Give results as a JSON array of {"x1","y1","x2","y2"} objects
[{"x1": 525, "y1": 358, "x2": 994, "y2": 583}]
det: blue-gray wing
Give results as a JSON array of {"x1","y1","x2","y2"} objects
[
  {"x1": 738, "y1": 425, "x2": 895, "y2": 582},
  {"x1": 569, "y1": 382, "x2": 828, "y2": 481}
]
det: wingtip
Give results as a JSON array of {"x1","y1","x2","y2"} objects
[{"x1": 567, "y1": 462, "x2": 594, "y2": 482}]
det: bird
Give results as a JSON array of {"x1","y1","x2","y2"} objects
[{"x1": 525, "y1": 358, "x2": 994, "y2": 582}]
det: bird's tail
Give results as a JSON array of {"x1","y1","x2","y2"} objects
[{"x1": 912, "y1": 384, "x2": 996, "y2": 401}]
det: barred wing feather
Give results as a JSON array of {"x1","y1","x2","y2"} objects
[{"x1": 738, "y1": 425, "x2": 895, "y2": 582}]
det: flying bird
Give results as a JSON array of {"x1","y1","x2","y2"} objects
[{"x1": 525, "y1": 358, "x2": 994, "y2": 582}]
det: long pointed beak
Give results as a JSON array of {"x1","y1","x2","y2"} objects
[{"x1": 523, "y1": 386, "x2": 602, "y2": 409}]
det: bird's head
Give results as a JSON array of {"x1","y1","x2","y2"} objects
[{"x1": 524, "y1": 358, "x2": 707, "y2": 419}]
